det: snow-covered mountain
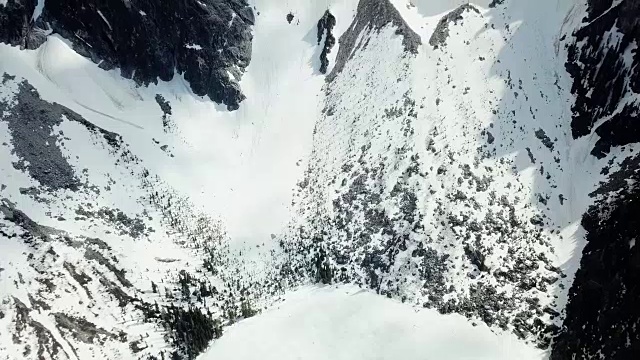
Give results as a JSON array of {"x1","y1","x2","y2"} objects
[{"x1": 0, "y1": 0, "x2": 637, "y2": 359}]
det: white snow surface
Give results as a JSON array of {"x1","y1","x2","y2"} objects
[
  {"x1": 200, "y1": 285, "x2": 543, "y2": 360},
  {"x1": 32, "y1": 0, "x2": 45, "y2": 21}
]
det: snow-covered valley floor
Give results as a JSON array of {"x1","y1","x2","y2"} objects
[{"x1": 200, "y1": 285, "x2": 543, "y2": 360}]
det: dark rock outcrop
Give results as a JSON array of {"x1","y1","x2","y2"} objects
[
  {"x1": 535, "y1": 128, "x2": 554, "y2": 151},
  {"x1": 317, "y1": 10, "x2": 336, "y2": 74},
  {"x1": 0, "y1": 74, "x2": 120, "y2": 191},
  {"x1": 0, "y1": 0, "x2": 254, "y2": 110},
  {"x1": 554, "y1": 1, "x2": 640, "y2": 358},
  {"x1": 54, "y1": 313, "x2": 121, "y2": 344},
  {"x1": 429, "y1": 4, "x2": 480, "y2": 49},
  {"x1": 327, "y1": 0, "x2": 421, "y2": 82},
  {"x1": 591, "y1": 103, "x2": 640, "y2": 158},
  {"x1": 552, "y1": 154, "x2": 640, "y2": 359},
  {"x1": 566, "y1": 0, "x2": 640, "y2": 156},
  {"x1": 11, "y1": 298, "x2": 70, "y2": 360},
  {"x1": 0, "y1": 0, "x2": 44, "y2": 49}
]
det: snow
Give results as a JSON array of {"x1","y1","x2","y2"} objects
[
  {"x1": 407, "y1": 0, "x2": 493, "y2": 17},
  {"x1": 0, "y1": 3, "x2": 364, "y2": 356},
  {"x1": 0, "y1": 0, "x2": 360, "y2": 249},
  {"x1": 187, "y1": 0, "x2": 358, "y2": 244},
  {"x1": 279, "y1": 0, "x2": 621, "y2": 343},
  {"x1": 96, "y1": 10, "x2": 113, "y2": 31},
  {"x1": 200, "y1": 285, "x2": 544, "y2": 360},
  {"x1": 32, "y1": 0, "x2": 45, "y2": 21}
]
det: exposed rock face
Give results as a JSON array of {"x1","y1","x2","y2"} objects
[
  {"x1": 10, "y1": 297, "x2": 70, "y2": 360},
  {"x1": 54, "y1": 312, "x2": 122, "y2": 345},
  {"x1": 429, "y1": 4, "x2": 480, "y2": 49},
  {"x1": 327, "y1": 0, "x2": 421, "y2": 82},
  {"x1": 0, "y1": 0, "x2": 41, "y2": 49},
  {"x1": 553, "y1": 0, "x2": 640, "y2": 357},
  {"x1": 566, "y1": 0, "x2": 640, "y2": 157},
  {"x1": 0, "y1": 0, "x2": 254, "y2": 110},
  {"x1": 0, "y1": 74, "x2": 120, "y2": 191},
  {"x1": 317, "y1": 10, "x2": 336, "y2": 74},
  {"x1": 552, "y1": 155, "x2": 640, "y2": 359}
]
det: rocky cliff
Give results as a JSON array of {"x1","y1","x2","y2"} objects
[
  {"x1": 552, "y1": 0, "x2": 640, "y2": 358},
  {"x1": 0, "y1": 0, "x2": 254, "y2": 110}
]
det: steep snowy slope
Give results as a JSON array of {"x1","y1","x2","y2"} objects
[
  {"x1": 0, "y1": 0, "x2": 638, "y2": 359},
  {"x1": 279, "y1": 0, "x2": 639, "y2": 356},
  {"x1": 0, "y1": 50, "x2": 259, "y2": 358},
  {"x1": 0, "y1": 1, "x2": 362, "y2": 358},
  {"x1": 282, "y1": 0, "x2": 586, "y2": 349}
]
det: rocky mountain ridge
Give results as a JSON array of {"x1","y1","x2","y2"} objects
[{"x1": 0, "y1": 0, "x2": 254, "y2": 110}]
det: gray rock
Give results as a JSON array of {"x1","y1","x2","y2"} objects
[
  {"x1": 1, "y1": 75, "x2": 121, "y2": 191},
  {"x1": 54, "y1": 313, "x2": 121, "y2": 344},
  {"x1": 0, "y1": 0, "x2": 254, "y2": 110},
  {"x1": 535, "y1": 128, "x2": 554, "y2": 151},
  {"x1": 429, "y1": 4, "x2": 480, "y2": 49},
  {"x1": 327, "y1": 0, "x2": 421, "y2": 82},
  {"x1": 317, "y1": 11, "x2": 337, "y2": 74}
]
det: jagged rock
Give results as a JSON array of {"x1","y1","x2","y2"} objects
[
  {"x1": 486, "y1": 131, "x2": 495, "y2": 144},
  {"x1": 0, "y1": 75, "x2": 121, "y2": 190},
  {"x1": 327, "y1": 0, "x2": 421, "y2": 82},
  {"x1": 566, "y1": 0, "x2": 640, "y2": 154},
  {"x1": 552, "y1": 154, "x2": 640, "y2": 359},
  {"x1": 0, "y1": 0, "x2": 46, "y2": 49},
  {"x1": 155, "y1": 94, "x2": 172, "y2": 117},
  {"x1": 591, "y1": 103, "x2": 640, "y2": 158},
  {"x1": 464, "y1": 245, "x2": 488, "y2": 272},
  {"x1": 1, "y1": 0, "x2": 639, "y2": 358},
  {"x1": 1, "y1": 199, "x2": 59, "y2": 238},
  {"x1": 317, "y1": 10, "x2": 336, "y2": 74},
  {"x1": 535, "y1": 129, "x2": 554, "y2": 151},
  {"x1": 11, "y1": 297, "x2": 70, "y2": 359},
  {"x1": 551, "y1": 1, "x2": 640, "y2": 357},
  {"x1": 0, "y1": 0, "x2": 255, "y2": 110},
  {"x1": 54, "y1": 313, "x2": 121, "y2": 344},
  {"x1": 429, "y1": 4, "x2": 480, "y2": 49}
]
